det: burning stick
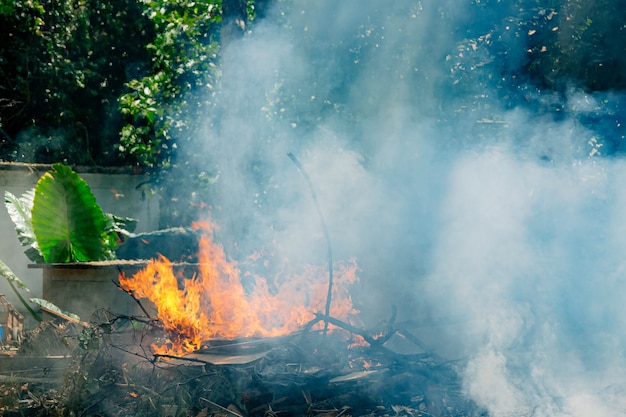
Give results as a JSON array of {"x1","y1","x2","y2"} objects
[
  {"x1": 287, "y1": 152, "x2": 334, "y2": 333},
  {"x1": 113, "y1": 275, "x2": 156, "y2": 320},
  {"x1": 303, "y1": 313, "x2": 377, "y2": 345}
]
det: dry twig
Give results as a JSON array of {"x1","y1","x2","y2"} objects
[{"x1": 287, "y1": 152, "x2": 334, "y2": 333}]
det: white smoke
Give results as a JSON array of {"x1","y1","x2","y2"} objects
[
  {"x1": 193, "y1": 1, "x2": 626, "y2": 415},
  {"x1": 427, "y1": 146, "x2": 626, "y2": 415}
]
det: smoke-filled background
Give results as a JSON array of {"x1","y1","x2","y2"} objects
[{"x1": 182, "y1": 1, "x2": 626, "y2": 416}]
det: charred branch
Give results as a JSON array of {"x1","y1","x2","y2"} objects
[
  {"x1": 303, "y1": 307, "x2": 399, "y2": 352},
  {"x1": 114, "y1": 273, "x2": 154, "y2": 319}
]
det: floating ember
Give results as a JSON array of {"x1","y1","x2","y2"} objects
[{"x1": 119, "y1": 220, "x2": 360, "y2": 356}]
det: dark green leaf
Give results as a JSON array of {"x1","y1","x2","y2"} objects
[{"x1": 32, "y1": 163, "x2": 107, "y2": 262}]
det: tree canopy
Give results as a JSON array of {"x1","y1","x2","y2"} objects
[{"x1": 1, "y1": 0, "x2": 625, "y2": 226}]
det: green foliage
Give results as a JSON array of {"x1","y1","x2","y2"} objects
[
  {"x1": 0, "y1": 256, "x2": 86, "y2": 327},
  {"x1": 32, "y1": 164, "x2": 110, "y2": 262},
  {"x1": 0, "y1": 0, "x2": 153, "y2": 165},
  {"x1": 0, "y1": 259, "x2": 43, "y2": 322},
  {"x1": 447, "y1": 0, "x2": 626, "y2": 95},
  {"x1": 118, "y1": 0, "x2": 221, "y2": 168},
  {"x1": 5, "y1": 163, "x2": 137, "y2": 263},
  {"x1": 4, "y1": 189, "x2": 44, "y2": 263},
  {"x1": 526, "y1": 0, "x2": 626, "y2": 91},
  {"x1": 1, "y1": 0, "x2": 625, "y2": 231},
  {"x1": 105, "y1": 213, "x2": 139, "y2": 249}
]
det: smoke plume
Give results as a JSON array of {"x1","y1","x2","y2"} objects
[{"x1": 189, "y1": 1, "x2": 626, "y2": 415}]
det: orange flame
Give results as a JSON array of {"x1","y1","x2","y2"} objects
[{"x1": 119, "y1": 221, "x2": 359, "y2": 356}]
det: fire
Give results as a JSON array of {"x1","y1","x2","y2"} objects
[
  {"x1": 119, "y1": 221, "x2": 359, "y2": 356},
  {"x1": 347, "y1": 334, "x2": 368, "y2": 349}
]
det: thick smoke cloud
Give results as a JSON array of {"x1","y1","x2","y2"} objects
[{"x1": 192, "y1": 1, "x2": 626, "y2": 415}]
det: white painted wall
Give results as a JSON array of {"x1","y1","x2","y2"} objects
[{"x1": 0, "y1": 164, "x2": 159, "y2": 321}]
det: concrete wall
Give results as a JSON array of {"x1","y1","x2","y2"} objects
[{"x1": 0, "y1": 164, "x2": 159, "y2": 318}]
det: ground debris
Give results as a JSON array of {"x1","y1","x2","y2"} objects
[
  {"x1": 71, "y1": 317, "x2": 482, "y2": 416},
  {"x1": 0, "y1": 321, "x2": 83, "y2": 416},
  {"x1": 1, "y1": 316, "x2": 486, "y2": 417},
  {"x1": 14, "y1": 321, "x2": 76, "y2": 357}
]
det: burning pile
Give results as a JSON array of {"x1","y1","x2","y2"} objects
[
  {"x1": 3, "y1": 221, "x2": 483, "y2": 417},
  {"x1": 119, "y1": 221, "x2": 360, "y2": 356}
]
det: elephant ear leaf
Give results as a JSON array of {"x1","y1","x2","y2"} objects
[
  {"x1": 32, "y1": 163, "x2": 107, "y2": 263},
  {"x1": 4, "y1": 190, "x2": 44, "y2": 263}
]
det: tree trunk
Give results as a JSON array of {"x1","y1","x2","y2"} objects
[{"x1": 221, "y1": 0, "x2": 247, "y2": 49}]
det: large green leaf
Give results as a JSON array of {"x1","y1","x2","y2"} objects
[
  {"x1": 32, "y1": 163, "x2": 107, "y2": 262},
  {"x1": 4, "y1": 190, "x2": 45, "y2": 263}
]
